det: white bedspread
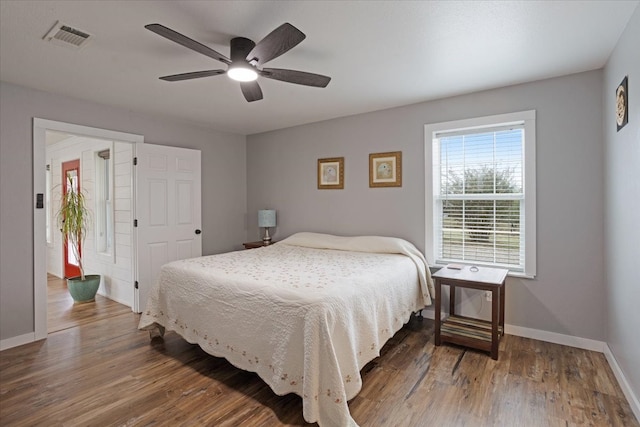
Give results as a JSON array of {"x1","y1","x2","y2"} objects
[{"x1": 139, "y1": 233, "x2": 433, "y2": 426}]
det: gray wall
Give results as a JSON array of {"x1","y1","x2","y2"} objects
[
  {"x1": 247, "y1": 70, "x2": 606, "y2": 341},
  {"x1": 603, "y1": 6, "x2": 640, "y2": 404},
  {"x1": 0, "y1": 81, "x2": 247, "y2": 341}
]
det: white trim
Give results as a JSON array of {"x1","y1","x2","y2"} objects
[
  {"x1": 33, "y1": 122, "x2": 47, "y2": 341},
  {"x1": 34, "y1": 119, "x2": 144, "y2": 144},
  {"x1": 0, "y1": 333, "x2": 36, "y2": 351},
  {"x1": 424, "y1": 110, "x2": 536, "y2": 278},
  {"x1": 96, "y1": 289, "x2": 130, "y2": 307},
  {"x1": 504, "y1": 324, "x2": 604, "y2": 352},
  {"x1": 419, "y1": 309, "x2": 605, "y2": 352},
  {"x1": 604, "y1": 344, "x2": 640, "y2": 422},
  {"x1": 32, "y1": 118, "x2": 143, "y2": 344},
  {"x1": 94, "y1": 141, "x2": 116, "y2": 262}
]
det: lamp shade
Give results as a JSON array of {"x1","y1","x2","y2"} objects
[{"x1": 258, "y1": 210, "x2": 276, "y2": 228}]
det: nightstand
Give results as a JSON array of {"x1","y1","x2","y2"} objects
[
  {"x1": 242, "y1": 241, "x2": 276, "y2": 249},
  {"x1": 433, "y1": 265, "x2": 508, "y2": 360}
]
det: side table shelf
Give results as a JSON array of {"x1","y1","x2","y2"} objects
[{"x1": 440, "y1": 315, "x2": 504, "y2": 347}]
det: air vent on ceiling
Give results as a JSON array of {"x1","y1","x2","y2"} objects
[{"x1": 43, "y1": 21, "x2": 91, "y2": 49}]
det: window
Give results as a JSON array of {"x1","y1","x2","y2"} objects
[
  {"x1": 95, "y1": 148, "x2": 113, "y2": 255},
  {"x1": 425, "y1": 111, "x2": 536, "y2": 277}
]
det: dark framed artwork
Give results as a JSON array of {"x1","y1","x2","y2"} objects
[{"x1": 616, "y1": 76, "x2": 628, "y2": 132}]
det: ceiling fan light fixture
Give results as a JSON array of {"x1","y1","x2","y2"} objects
[
  {"x1": 227, "y1": 65, "x2": 258, "y2": 82},
  {"x1": 146, "y1": 23, "x2": 330, "y2": 102}
]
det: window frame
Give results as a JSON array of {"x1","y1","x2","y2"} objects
[
  {"x1": 95, "y1": 145, "x2": 115, "y2": 260},
  {"x1": 425, "y1": 110, "x2": 536, "y2": 278}
]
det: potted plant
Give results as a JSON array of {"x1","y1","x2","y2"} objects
[{"x1": 56, "y1": 173, "x2": 100, "y2": 303}]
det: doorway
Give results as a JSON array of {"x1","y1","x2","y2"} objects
[
  {"x1": 33, "y1": 118, "x2": 144, "y2": 340},
  {"x1": 45, "y1": 132, "x2": 135, "y2": 333}
]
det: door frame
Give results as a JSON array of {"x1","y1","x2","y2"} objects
[{"x1": 33, "y1": 118, "x2": 143, "y2": 340}]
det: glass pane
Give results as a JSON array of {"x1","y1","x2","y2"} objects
[
  {"x1": 46, "y1": 166, "x2": 51, "y2": 244},
  {"x1": 66, "y1": 169, "x2": 79, "y2": 266},
  {"x1": 440, "y1": 129, "x2": 523, "y2": 196},
  {"x1": 68, "y1": 242, "x2": 79, "y2": 266},
  {"x1": 437, "y1": 126, "x2": 524, "y2": 268}
]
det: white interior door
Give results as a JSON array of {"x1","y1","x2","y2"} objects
[{"x1": 134, "y1": 143, "x2": 202, "y2": 312}]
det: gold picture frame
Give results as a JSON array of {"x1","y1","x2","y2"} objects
[
  {"x1": 369, "y1": 151, "x2": 402, "y2": 187},
  {"x1": 317, "y1": 157, "x2": 344, "y2": 189}
]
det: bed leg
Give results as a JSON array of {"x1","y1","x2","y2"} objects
[{"x1": 148, "y1": 324, "x2": 165, "y2": 340}]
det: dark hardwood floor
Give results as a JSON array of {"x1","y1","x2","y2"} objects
[{"x1": 0, "y1": 276, "x2": 637, "y2": 426}]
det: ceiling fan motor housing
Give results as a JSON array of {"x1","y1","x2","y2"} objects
[{"x1": 230, "y1": 37, "x2": 256, "y2": 65}]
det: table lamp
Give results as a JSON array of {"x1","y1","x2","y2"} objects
[{"x1": 258, "y1": 209, "x2": 276, "y2": 244}]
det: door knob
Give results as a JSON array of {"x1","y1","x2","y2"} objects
[{"x1": 195, "y1": 229, "x2": 202, "y2": 235}]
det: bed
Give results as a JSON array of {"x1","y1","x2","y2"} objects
[{"x1": 138, "y1": 232, "x2": 434, "y2": 427}]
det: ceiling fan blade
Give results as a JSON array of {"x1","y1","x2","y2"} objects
[
  {"x1": 260, "y1": 68, "x2": 331, "y2": 88},
  {"x1": 159, "y1": 70, "x2": 226, "y2": 82},
  {"x1": 246, "y1": 23, "x2": 305, "y2": 66},
  {"x1": 240, "y1": 81, "x2": 263, "y2": 102},
  {"x1": 146, "y1": 23, "x2": 231, "y2": 65}
]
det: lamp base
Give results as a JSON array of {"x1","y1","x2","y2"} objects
[{"x1": 262, "y1": 227, "x2": 272, "y2": 245}]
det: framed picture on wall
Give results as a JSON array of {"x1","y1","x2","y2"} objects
[
  {"x1": 616, "y1": 76, "x2": 629, "y2": 132},
  {"x1": 317, "y1": 157, "x2": 344, "y2": 189},
  {"x1": 369, "y1": 151, "x2": 402, "y2": 187}
]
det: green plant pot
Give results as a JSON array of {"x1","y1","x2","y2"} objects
[{"x1": 67, "y1": 274, "x2": 101, "y2": 303}]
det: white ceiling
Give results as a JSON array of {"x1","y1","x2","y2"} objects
[{"x1": 1, "y1": 1, "x2": 638, "y2": 135}]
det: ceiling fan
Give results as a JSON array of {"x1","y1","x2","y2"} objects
[{"x1": 145, "y1": 23, "x2": 331, "y2": 102}]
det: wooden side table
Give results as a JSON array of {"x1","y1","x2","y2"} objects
[
  {"x1": 433, "y1": 265, "x2": 508, "y2": 360},
  {"x1": 242, "y1": 241, "x2": 276, "y2": 249}
]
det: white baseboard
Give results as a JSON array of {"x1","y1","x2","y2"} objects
[
  {"x1": 419, "y1": 308, "x2": 435, "y2": 320},
  {"x1": 504, "y1": 324, "x2": 605, "y2": 352},
  {"x1": 604, "y1": 344, "x2": 640, "y2": 422},
  {"x1": 97, "y1": 289, "x2": 132, "y2": 308},
  {"x1": 0, "y1": 332, "x2": 36, "y2": 351},
  {"x1": 419, "y1": 310, "x2": 605, "y2": 352}
]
